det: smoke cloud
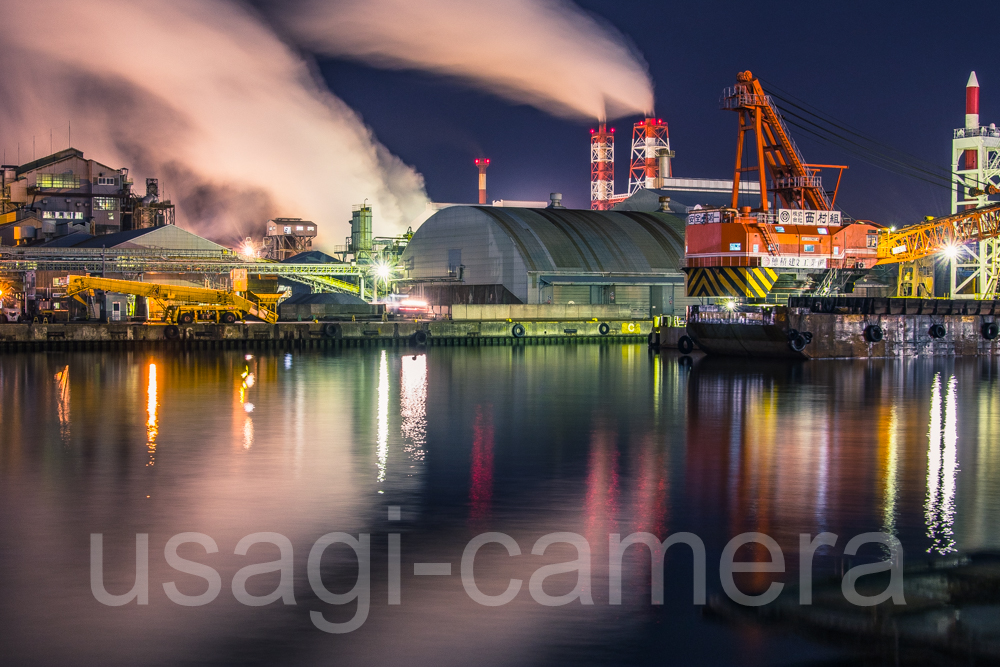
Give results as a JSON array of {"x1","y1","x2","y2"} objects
[
  {"x1": 1, "y1": 0, "x2": 654, "y2": 246},
  {"x1": 273, "y1": 0, "x2": 654, "y2": 121},
  {"x1": 0, "y1": 0, "x2": 428, "y2": 245}
]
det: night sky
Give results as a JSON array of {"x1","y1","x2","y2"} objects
[{"x1": 319, "y1": 0, "x2": 996, "y2": 228}]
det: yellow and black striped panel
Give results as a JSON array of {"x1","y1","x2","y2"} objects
[{"x1": 685, "y1": 267, "x2": 778, "y2": 298}]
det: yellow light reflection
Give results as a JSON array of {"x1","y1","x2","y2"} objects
[
  {"x1": 146, "y1": 363, "x2": 158, "y2": 466},
  {"x1": 54, "y1": 365, "x2": 70, "y2": 444},
  {"x1": 376, "y1": 350, "x2": 389, "y2": 487},
  {"x1": 925, "y1": 372, "x2": 959, "y2": 554},
  {"x1": 400, "y1": 354, "x2": 427, "y2": 461},
  {"x1": 881, "y1": 405, "x2": 899, "y2": 535}
]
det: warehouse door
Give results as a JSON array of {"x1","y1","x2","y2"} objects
[
  {"x1": 612, "y1": 285, "x2": 651, "y2": 317},
  {"x1": 552, "y1": 285, "x2": 591, "y2": 305}
]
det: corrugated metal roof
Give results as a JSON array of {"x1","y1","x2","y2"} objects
[
  {"x1": 73, "y1": 225, "x2": 225, "y2": 251},
  {"x1": 469, "y1": 206, "x2": 685, "y2": 273}
]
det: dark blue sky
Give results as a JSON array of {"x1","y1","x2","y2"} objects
[{"x1": 319, "y1": 0, "x2": 995, "y2": 227}]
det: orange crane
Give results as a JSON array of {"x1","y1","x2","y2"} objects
[{"x1": 724, "y1": 70, "x2": 848, "y2": 213}]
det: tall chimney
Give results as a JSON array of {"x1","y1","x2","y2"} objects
[
  {"x1": 966, "y1": 72, "x2": 980, "y2": 172},
  {"x1": 967, "y1": 71, "x2": 980, "y2": 130},
  {"x1": 475, "y1": 158, "x2": 490, "y2": 204}
]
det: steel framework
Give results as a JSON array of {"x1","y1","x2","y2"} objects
[
  {"x1": 627, "y1": 118, "x2": 671, "y2": 195},
  {"x1": 876, "y1": 202, "x2": 1000, "y2": 274},
  {"x1": 590, "y1": 123, "x2": 615, "y2": 210},
  {"x1": 948, "y1": 73, "x2": 1000, "y2": 298},
  {"x1": 722, "y1": 71, "x2": 846, "y2": 212}
]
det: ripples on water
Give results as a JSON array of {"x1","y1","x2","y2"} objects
[{"x1": 0, "y1": 348, "x2": 998, "y2": 666}]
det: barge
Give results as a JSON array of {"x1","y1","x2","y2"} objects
[{"x1": 656, "y1": 297, "x2": 1000, "y2": 359}]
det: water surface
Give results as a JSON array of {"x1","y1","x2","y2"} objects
[{"x1": 1, "y1": 347, "x2": 998, "y2": 665}]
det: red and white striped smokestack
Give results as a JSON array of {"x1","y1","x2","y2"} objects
[
  {"x1": 966, "y1": 71, "x2": 980, "y2": 130},
  {"x1": 475, "y1": 158, "x2": 490, "y2": 205}
]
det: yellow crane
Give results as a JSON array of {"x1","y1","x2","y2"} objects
[
  {"x1": 65, "y1": 276, "x2": 281, "y2": 325},
  {"x1": 876, "y1": 201, "x2": 1000, "y2": 265},
  {"x1": 876, "y1": 202, "x2": 1000, "y2": 298}
]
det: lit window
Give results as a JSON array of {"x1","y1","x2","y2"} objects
[
  {"x1": 36, "y1": 173, "x2": 80, "y2": 188},
  {"x1": 804, "y1": 244, "x2": 815, "y2": 252},
  {"x1": 94, "y1": 197, "x2": 116, "y2": 211},
  {"x1": 817, "y1": 227, "x2": 828, "y2": 235},
  {"x1": 43, "y1": 211, "x2": 54, "y2": 219},
  {"x1": 296, "y1": 226, "x2": 304, "y2": 231},
  {"x1": 775, "y1": 226, "x2": 785, "y2": 232},
  {"x1": 283, "y1": 226, "x2": 291, "y2": 234},
  {"x1": 307, "y1": 226, "x2": 314, "y2": 231},
  {"x1": 74, "y1": 212, "x2": 83, "y2": 219},
  {"x1": 729, "y1": 242, "x2": 742, "y2": 251}
]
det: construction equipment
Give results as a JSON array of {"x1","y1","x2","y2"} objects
[
  {"x1": 65, "y1": 276, "x2": 281, "y2": 324},
  {"x1": 875, "y1": 202, "x2": 1000, "y2": 264},
  {"x1": 876, "y1": 202, "x2": 1000, "y2": 298},
  {"x1": 683, "y1": 71, "x2": 876, "y2": 299}
]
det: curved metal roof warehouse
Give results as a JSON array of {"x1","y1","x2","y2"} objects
[{"x1": 400, "y1": 205, "x2": 689, "y2": 310}]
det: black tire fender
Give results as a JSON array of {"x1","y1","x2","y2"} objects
[
  {"x1": 164, "y1": 324, "x2": 180, "y2": 340},
  {"x1": 789, "y1": 333, "x2": 807, "y2": 352},
  {"x1": 598, "y1": 322, "x2": 611, "y2": 335},
  {"x1": 982, "y1": 321, "x2": 999, "y2": 340},
  {"x1": 511, "y1": 323, "x2": 526, "y2": 338},
  {"x1": 929, "y1": 323, "x2": 946, "y2": 339},
  {"x1": 322, "y1": 322, "x2": 341, "y2": 338},
  {"x1": 677, "y1": 335, "x2": 695, "y2": 355},
  {"x1": 864, "y1": 324, "x2": 884, "y2": 343},
  {"x1": 414, "y1": 330, "x2": 429, "y2": 345}
]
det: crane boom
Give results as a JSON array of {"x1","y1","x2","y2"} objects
[
  {"x1": 876, "y1": 202, "x2": 1000, "y2": 264},
  {"x1": 65, "y1": 276, "x2": 280, "y2": 324}
]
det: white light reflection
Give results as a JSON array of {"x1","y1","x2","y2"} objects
[
  {"x1": 284, "y1": 353, "x2": 293, "y2": 370},
  {"x1": 400, "y1": 353, "x2": 427, "y2": 461},
  {"x1": 925, "y1": 373, "x2": 959, "y2": 554},
  {"x1": 882, "y1": 405, "x2": 899, "y2": 535},
  {"x1": 146, "y1": 363, "x2": 158, "y2": 466},
  {"x1": 376, "y1": 350, "x2": 389, "y2": 488},
  {"x1": 54, "y1": 365, "x2": 70, "y2": 444}
]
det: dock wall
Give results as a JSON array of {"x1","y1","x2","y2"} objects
[{"x1": 0, "y1": 319, "x2": 652, "y2": 352}]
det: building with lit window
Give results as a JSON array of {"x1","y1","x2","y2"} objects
[{"x1": 0, "y1": 147, "x2": 127, "y2": 241}]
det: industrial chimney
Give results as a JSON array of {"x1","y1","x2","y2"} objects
[{"x1": 475, "y1": 158, "x2": 490, "y2": 204}]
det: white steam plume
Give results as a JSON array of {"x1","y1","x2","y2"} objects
[
  {"x1": 272, "y1": 0, "x2": 654, "y2": 121},
  {"x1": 0, "y1": 0, "x2": 428, "y2": 245}
]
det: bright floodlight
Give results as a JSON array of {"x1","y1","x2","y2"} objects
[
  {"x1": 375, "y1": 262, "x2": 392, "y2": 280},
  {"x1": 943, "y1": 244, "x2": 960, "y2": 259}
]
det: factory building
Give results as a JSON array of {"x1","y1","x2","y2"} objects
[
  {"x1": 399, "y1": 196, "x2": 692, "y2": 317},
  {"x1": 1, "y1": 148, "x2": 127, "y2": 239}
]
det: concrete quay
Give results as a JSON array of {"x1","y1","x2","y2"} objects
[{"x1": 0, "y1": 318, "x2": 653, "y2": 352}]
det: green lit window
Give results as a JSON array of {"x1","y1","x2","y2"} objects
[
  {"x1": 803, "y1": 244, "x2": 815, "y2": 252},
  {"x1": 94, "y1": 197, "x2": 117, "y2": 211},
  {"x1": 36, "y1": 173, "x2": 81, "y2": 189}
]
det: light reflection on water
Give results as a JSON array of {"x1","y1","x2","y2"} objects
[{"x1": 0, "y1": 350, "x2": 999, "y2": 666}]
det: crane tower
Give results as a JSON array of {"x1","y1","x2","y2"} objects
[{"x1": 950, "y1": 71, "x2": 1000, "y2": 298}]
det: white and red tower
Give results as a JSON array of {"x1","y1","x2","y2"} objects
[
  {"x1": 950, "y1": 71, "x2": 1000, "y2": 297},
  {"x1": 590, "y1": 123, "x2": 615, "y2": 210},
  {"x1": 475, "y1": 158, "x2": 490, "y2": 204},
  {"x1": 627, "y1": 117, "x2": 673, "y2": 195}
]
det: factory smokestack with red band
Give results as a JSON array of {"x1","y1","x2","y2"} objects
[
  {"x1": 965, "y1": 72, "x2": 980, "y2": 170},
  {"x1": 475, "y1": 158, "x2": 490, "y2": 204},
  {"x1": 967, "y1": 71, "x2": 980, "y2": 129}
]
